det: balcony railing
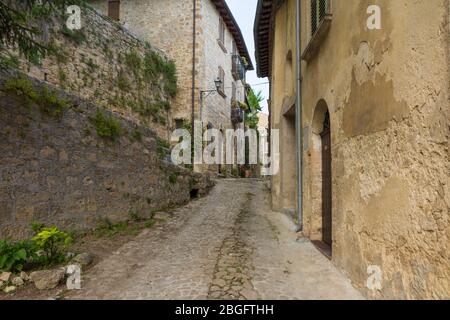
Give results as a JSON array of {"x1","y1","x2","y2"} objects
[{"x1": 232, "y1": 55, "x2": 246, "y2": 81}]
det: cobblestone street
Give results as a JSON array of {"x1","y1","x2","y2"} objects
[{"x1": 68, "y1": 179, "x2": 363, "y2": 300}]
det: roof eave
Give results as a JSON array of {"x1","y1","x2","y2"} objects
[{"x1": 211, "y1": 0, "x2": 254, "y2": 71}]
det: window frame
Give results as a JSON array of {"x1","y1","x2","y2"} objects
[{"x1": 218, "y1": 18, "x2": 227, "y2": 53}]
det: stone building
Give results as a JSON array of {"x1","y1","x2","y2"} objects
[
  {"x1": 254, "y1": 0, "x2": 449, "y2": 299},
  {"x1": 89, "y1": 1, "x2": 253, "y2": 153}
]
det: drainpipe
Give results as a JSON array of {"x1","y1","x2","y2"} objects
[
  {"x1": 191, "y1": 0, "x2": 197, "y2": 165},
  {"x1": 295, "y1": 0, "x2": 303, "y2": 231}
]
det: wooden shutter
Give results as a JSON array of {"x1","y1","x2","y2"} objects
[
  {"x1": 219, "y1": 18, "x2": 225, "y2": 44},
  {"x1": 108, "y1": 0, "x2": 120, "y2": 21},
  {"x1": 218, "y1": 67, "x2": 225, "y2": 95}
]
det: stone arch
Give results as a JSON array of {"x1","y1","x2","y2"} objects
[{"x1": 309, "y1": 99, "x2": 333, "y2": 257}]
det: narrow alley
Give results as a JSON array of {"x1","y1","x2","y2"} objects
[{"x1": 67, "y1": 179, "x2": 362, "y2": 300}]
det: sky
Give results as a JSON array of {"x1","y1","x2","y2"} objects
[{"x1": 226, "y1": 0, "x2": 269, "y2": 114}]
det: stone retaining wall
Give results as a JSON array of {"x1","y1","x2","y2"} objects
[{"x1": 0, "y1": 73, "x2": 214, "y2": 240}]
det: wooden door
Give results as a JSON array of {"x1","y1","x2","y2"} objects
[
  {"x1": 321, "y1": 112, "x2": 332, "y2": 247},
  {"x1": 108, "y1": 1, "x2": 120, "y2": 21}
]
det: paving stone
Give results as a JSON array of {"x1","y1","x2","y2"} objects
[{"x1": 66, "y1": 180, "x2": 363, "y2": 300}]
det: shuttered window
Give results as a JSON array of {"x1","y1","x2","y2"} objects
[
  {"x1": 219, "y1": 18, "x2": 226, "y2": 44},
  {"x1": 311, "y1": 0, "x2": 329, "y2": 35},
  {"x1": 108, "y1": 0, "x2": 120, "y2": 21},
  {"x1": 218, "y1": 66, "x2": 225, "y2": 97}
]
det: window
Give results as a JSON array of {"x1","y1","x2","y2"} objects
[
  {"x1": 218, "y1": 18, "x2": 227, "y2": 52},
  {"x1": 302, "y1": 0, "x2": 332, "y2": 61},
  {"x1": 218, "y1": 67, "x2": 226, "y2": 97},
  {"x1": 108, "y1": 0, "x2": 120, "y2": 21},
  {"x1": 311, "y1": 0, "x2": 329, "y2": 35},
  {"x1": 219, "y1": 18, "x2": 225, "y2": 43},
  {"x1": 232, "y1": 41, "x2": 238, "y2": 56}
]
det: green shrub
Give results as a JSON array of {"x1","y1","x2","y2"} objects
[
  {"x1": 38, "y1": 87, "x2": 68, "y2": 118},
  {"x1": 0, "y1": 240, "x2": 36, "y2": 273},
  {"x1": 32, "y1": 226, "x2": 72, "y2": 264},
  {"x1": 90, "y1": 110, "x2": 123, "y2": 141},
  {"x1": 4, "y1": 77, "x2": 38, "y2": 102}
]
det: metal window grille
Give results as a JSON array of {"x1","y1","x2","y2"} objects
[
  {"x1": 231, "y1": 55, "x2": 245, "y2": 81},
  {"x1": 311, "y1": 0, "x2": 329, "y2": 36}
]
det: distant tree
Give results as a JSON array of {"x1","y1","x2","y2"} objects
[
  {"x1": 245, "y1": 89, "x2": 264, "y2": 130},
  {"x1": 0, "y1": 0, "x2": 85, "y2": 66}
]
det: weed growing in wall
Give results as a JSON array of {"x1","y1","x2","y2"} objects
[
  {"x1": 131, "y1": 128, "x2": 142, "y2": 142},
  {"x1": 38, "y1": 86, "x2": 69, "y2": 118},
  {"x1": 89, "y1": 109, "x2": 123, "y2": 142},
  {"x1": 143, "y1": 51, "x2": 178, "y2": 98},
  {"x1": 4, "y1": 77, "x2": 38, "y2": 102},
  {"x1": 156, "y1": 137, "x2": 171, "y2": 160},
  {"x1": 3, "y1": 77, "x2": 68, "y2": 118},
  {"x1": 169, "y1": 172, "x2": 180, "y2": 185},
  {"x1": 61, "y1": 25, "x2": 86, "y2": 45},
  {"x1": 124, "y1": 50, "x2": 142, "y2": 77},
  {"x1": 0, "y1": 52, "x2": 20, "y2": 70},
  {"x1": 117, "y1": 72, "x2": 130, "y2": 91}
]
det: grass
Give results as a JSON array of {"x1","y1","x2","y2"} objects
[{"x1": 92, "y1": 215, "x2": 158, "y2": 239}]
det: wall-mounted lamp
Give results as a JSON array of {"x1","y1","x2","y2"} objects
[{"x1": 200, "y1": 77, "x2": 223, "y2": 122}]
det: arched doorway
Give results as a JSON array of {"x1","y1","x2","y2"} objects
[{"x1": 310, "y1": 100, "x2": 332, "y2": 258}]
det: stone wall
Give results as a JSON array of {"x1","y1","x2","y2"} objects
[
  {"x1": 12, "y1": 5, "x2": 175, "y2": 140},
  {"x1": 0, "y1": 73, "x2": 214, "y2": 240},
  {"x1": 89, "y1": 0, "x2": 197, "y2": 123},
  {"x1": 268, "y1": 0, "x2": 449, "y2": 299},
  {"x1": 200, "y1": 0, "x2": 246, "y2": 130},
  {"x1": 89, "y1": 0, "x2": 247, "y2": 137}
]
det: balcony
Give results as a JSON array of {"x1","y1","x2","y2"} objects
[{"x1": 232, "y1": 55, "x2": 246, "y2": 81}]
